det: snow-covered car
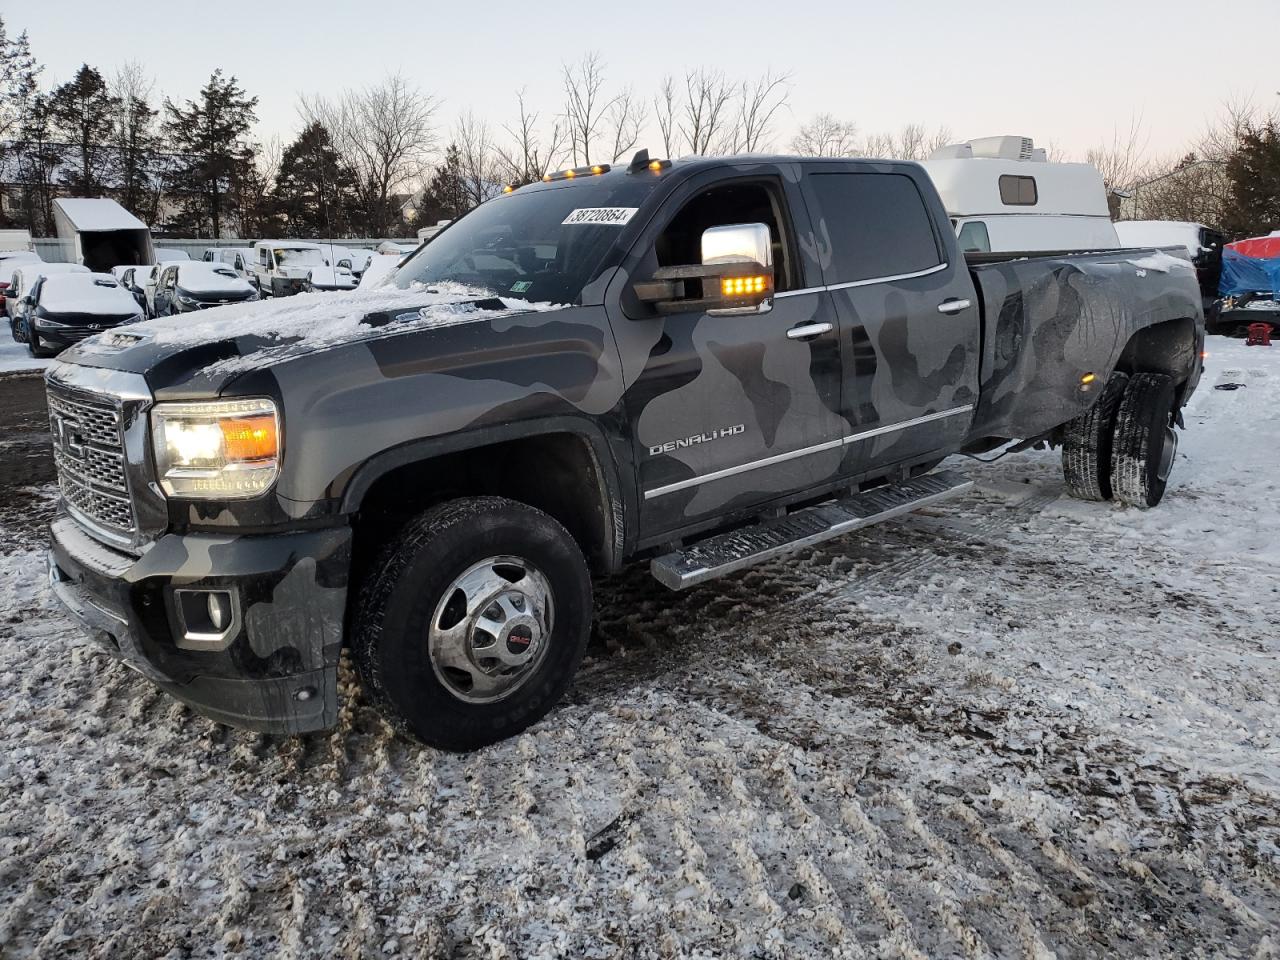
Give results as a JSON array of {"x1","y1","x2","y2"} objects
[
  {"x1": 303, "y1": 264, "x2": 357, "y2": 293},
  {"x1": 153, "y1": 248, "x2": 191, "y2": 262},
  {"x1": 376, "y1": 240, "x2": 418, "y2": 261},
  {"x1": 250, "y1": 241, "x2": 326, "y2": 297},
  {"x1": 355, "y1": 253, "x2": 401, "y2": 291},
  {"x1": 113, "y1": 265, "x2": 151, "y2": 312},
  {"x1": 19, "y1": 272, "x2": 142, "y2": 357},
  {"x1": 150, "y1": 262, "x2": 259, "y2": 317},
  {"x1": 141, "y1": 259, "x2": 193, "y2": 317},
  {"x1": 202, "y1": 246, "x2": 256, "y2": 279},
  {"x1": 7, "y1": 262, "x2": 90, "y2": 340},
  {"x1": 0, "y1": 250, "x2": 42, "y2": 317},
  {"x1": 319, "y1": 244, "x2": 374, "y2": 280}
]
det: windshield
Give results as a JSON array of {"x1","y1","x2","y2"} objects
[
  {"x1": 394, "y1": 176, "x2": 660, "y2": 304},
  {"x1": 275, "y1": 248, "x2": 323, "y2": 267}
]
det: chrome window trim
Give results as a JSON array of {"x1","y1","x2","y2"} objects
[
  {"x1": 774, "y1": 262, "x2": 948, "y2": 299},
  {"x1": 643, "y1": 404, "x2": 973, "y2": 500}
]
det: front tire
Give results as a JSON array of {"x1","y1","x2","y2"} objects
[
  {"x1": 1061, "y1": 372, "x2": 1128, "y2": 501},
  {"x1": 353, "y1": 497, "x2": 592, "y2": 751},
  {"x1": 1110, "y1": 373, "x2": 1178, "y2": 509}
]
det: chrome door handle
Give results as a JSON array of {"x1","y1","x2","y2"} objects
[
  {"x1": 786, "y1": 322, "x2": 834, "y2": 340},
  {"x1": 937, "y1": 298, "x2": 971, "y2": 315}
]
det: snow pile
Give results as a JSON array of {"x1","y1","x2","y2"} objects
[
  {"x1": 0, "y1": 340, "x2": 50, "y2": 373},
  {"x1": 0, "y1": 336, "x2": 1275, "y2": 956}
]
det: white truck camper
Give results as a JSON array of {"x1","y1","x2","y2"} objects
[
  {"x1": 921, "y1": 136, "x2": 1119, "y2": 254},
  {"x1": 53, "y1": 198, "x2": 155, "y2": 273}
]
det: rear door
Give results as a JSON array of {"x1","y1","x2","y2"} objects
[
  {"x1": 801, "y1": 166, "x2": 980, "y2": 472},
  {"x1": 615, "y1": 166, "x2": 849, "y2": 539}
]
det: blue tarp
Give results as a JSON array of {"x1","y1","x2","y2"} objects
[{"x1": 1220, "y1": 247, "x2": 1280, "y2": 298}]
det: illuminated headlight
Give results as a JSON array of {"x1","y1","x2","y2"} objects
[{"x1": 151, "y1": 399, "x2": 280, "y2": 499}]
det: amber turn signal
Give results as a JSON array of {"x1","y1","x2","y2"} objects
[
  {"x1": 721, "y1": 275, "x2": 769, "y2": 297},
  {"x1": 220, "y1": 416, "x2": 278, "y2": 461}
]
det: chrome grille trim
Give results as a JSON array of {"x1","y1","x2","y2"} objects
[{"x1": 46, "y1": 382, "x2": 137, "y2": 538}]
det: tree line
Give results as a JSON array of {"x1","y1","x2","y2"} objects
[{"x1": 1, "y1": 15, "x2": 1277, "y2": 241}]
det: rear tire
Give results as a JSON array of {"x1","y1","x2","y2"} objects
[
  {"x1": 1061, "y1": 372, "x2": 1128, "y2": 501},
  {"x1": 353, "y1": 496, "x2": 592, "y2": 751},
  {"x1": 1110, "y1": 373, "x2": 1178, "y2": 509}
]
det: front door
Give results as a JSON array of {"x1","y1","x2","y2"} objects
[
  {"x1": 615, "y1": 169, "x2": 849, "y2": 539},
  {"x1": 802, "y1": 166, "x2": 980, "y2": 473}
]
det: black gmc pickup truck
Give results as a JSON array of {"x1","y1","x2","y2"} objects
[{"x1": 45, "y1": 152, "x2": 1203, "y2": 750}]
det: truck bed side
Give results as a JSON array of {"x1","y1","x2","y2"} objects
[{"x1": 965, "y1": 248, "x2": 1203, "y2": 443}]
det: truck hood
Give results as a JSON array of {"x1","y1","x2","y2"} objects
[{"x1": 57, "y1": 282, "x2": 568, "y2": 397}]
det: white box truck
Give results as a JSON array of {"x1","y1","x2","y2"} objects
[{"x1": 53, "y1": 198, "x2": 155, "y2": 272}]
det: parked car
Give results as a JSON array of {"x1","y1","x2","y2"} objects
[
  {"x1": 21, "y1": 272, "x2": 142, "y2": 356},
  {"x1": 150, "y1": 262, "x2": 259, "y2": 316},
  {"x1": 355, "y1": 253, "x2": 401, "y2": 290},
  {"x1": 249, "y1": 240, "x2": 326, "y2": 297},
  {"x1": 45, "y1": 152, "x2": 1203, "y2": 750},
  {"x1": 0, "y1": 250, "x2": 41, "y2": 316},
  {"x1": 319, "y1": 244, "x2": 374, "y2": 280},
  {"x1": 7, "y1": 262, "x2": 90, "y2": 340},
  {"x1": 141, "y1": 259, "x2": 192, "y2": 317},
  {"x1": 153, "y1": 248, "x2": 191, "y2": 262},
  {"x1": 303, "y1": 264, "x2": 357, "y2": 293},
  {"x1": 115, "y1": 266, "x2": 150, "y2": 312},
  {"x1": 1115, "y1": 221, "x2": 1224, "y2": 315},
  {"x1": 202, "y1": 246, "x2": 256, "y2": 279},
  {"x1": 923, "y1": 136, "x2": 1119, "y2": 252},
  {"x1": 376, "y1": 240, "x2": 418, "y2": 260}
]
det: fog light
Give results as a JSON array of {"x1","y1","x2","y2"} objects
[
  {"x1": 207, "y1": 592, "x2": 231, "y2": 632},
  {"x1": 174, "y1": 588, "x2": 239, "y2": 651}
]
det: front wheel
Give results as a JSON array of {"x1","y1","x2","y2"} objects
[
  {"x1": 353, "y1": 497, "x2": 592, "y2": 751},
  {"x1": 1111, "y1": 373, "x2": 1179, "y2": 509}
]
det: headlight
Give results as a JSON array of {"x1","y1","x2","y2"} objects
[
  {"x1": 177, "y1": 293, "x2": 202, "y2": 308},
  {"x1": 151, "y1": 398, "x2": 280, "y2": 499}
]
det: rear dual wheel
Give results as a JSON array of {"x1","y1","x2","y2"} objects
[{"x1": 1061, "y1": 371, "x2": 1178, "y2": 509}]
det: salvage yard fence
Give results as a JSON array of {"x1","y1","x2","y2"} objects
[{"x1": 32, "y1": 237, "x2": 408, "y2": 264}]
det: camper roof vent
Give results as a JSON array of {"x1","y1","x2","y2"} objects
[{"x1": 928, "y1": 136, "x2": 1045, "y2": 163}]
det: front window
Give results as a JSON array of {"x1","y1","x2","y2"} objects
[
  {"x1": 274, "y1": 248, "x2": 324, "y2": 268},
  {"x1": 394, "y1": 176, "x2": 661, "y2": 305}
]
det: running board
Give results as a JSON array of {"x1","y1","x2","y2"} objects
[{"x1": 650, "y1": 469, "x2": 973, "y2": 590}]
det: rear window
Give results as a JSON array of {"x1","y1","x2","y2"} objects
[
  {"x1": 807, "y1": 172, "x2": 942, "y2": 284},
  {"x1": 998, "y1": 175, "x2": 1038, "y2": 206}
]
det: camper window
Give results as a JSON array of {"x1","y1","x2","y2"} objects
[{"x1": 998, "y1": 175, "x2": 1038, "y2": 206}]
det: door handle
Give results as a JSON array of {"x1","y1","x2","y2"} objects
[
  {"x1": 786, "y1": 322, "x2": 833, "y2": 340},
  {"x1": 937, "y1": 298, "x2": 971, "y2": 315}
]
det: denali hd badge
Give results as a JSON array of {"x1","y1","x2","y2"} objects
[{"x1": 648, "y1": 424, "x2": 745, "y2": 456}]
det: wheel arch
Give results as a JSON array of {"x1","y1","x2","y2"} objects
[
  {"x1": 340, "y1": 416, "x2": 629, "y2": 576},
  {"x1": 1114, "y1": 315, "x2": 1200, "y2": 391}
]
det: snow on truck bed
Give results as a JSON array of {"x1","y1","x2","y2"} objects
[{"x1": 0, "y1": 338, "x2": 1277, "y2": 957}]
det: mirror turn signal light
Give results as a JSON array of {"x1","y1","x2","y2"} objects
[{"x1": 721, "y1": 275, "x2": 770, "y2": 297}]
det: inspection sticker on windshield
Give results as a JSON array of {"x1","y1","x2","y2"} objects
[{"x1": 562, "y1": 207, "x2": 638, "y2": 226}]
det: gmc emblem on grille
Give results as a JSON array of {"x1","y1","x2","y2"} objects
[{"x1": 51, "y1": 413, "x2": 86, "y2": 458}]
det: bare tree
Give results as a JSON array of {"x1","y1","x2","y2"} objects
[
  {"x1": 727, "y1": 71, "x2": 791, "y2": 154},
  {"x1": 300, "y1": 73, "x2": 439, "y2": 235},
  {"x1": 791, "y1": 113, "x2": 859, "y2": 157},
  {"x1": 680, "y1": 69, "x2": 735, "y2": 155},
  {"x1": 1086, "y1": 115, "x2": 1152, "y2": 194},
  {"x1": 562, "y1": 53, "x2": 608, "y2": 165},
  {"x1": 605, "y1": 88, "x2": 646, "y2": 163},
  {"x1": 453, "y1": 112, "x2": 500, "y2": 209},
  {"x1": 238, "y1": 135, "x2": 281, "y2": 235},
  {"x1": 653, "y1": 76, "x2": 679, "y2": 157},
  {"x1": 860, "y1": 123, "x2": 953, "y2": 160},
  {"x1": 495, "y1": 88, "x2": 567, "y2": 186}
]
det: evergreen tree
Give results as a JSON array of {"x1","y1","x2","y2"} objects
[
  {"x1": 112, "y1": 89, "x2": 159, "y2": 221},
  {"x1": 162, "y1": 70, "x2": 258, "y2": 238},
  {"x1": 416, "y1": 143, "x2": 468, "y2": 226},
  {"x1": 13, "y1": 94, "x2": 63, "y2": 235},
  {"x1": 50, "y1": 64, "x2": 118, "y2": 197},
  {"x1": 1221, "y1": 121, "x2": 1280, "y2": 240},
  {"x1": 0, "y1": 17, "x2": 41, "y2": 227},
  {"x1": 274, "y1": 121, "x2": 358, "y2": 237}
]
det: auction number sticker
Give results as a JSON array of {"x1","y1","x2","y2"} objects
[{"x1": 562, "y1": 207, "x2": 638, "y2": 226}]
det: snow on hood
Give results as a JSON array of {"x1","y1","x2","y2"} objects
[
  {"x1": 73, "y1": 282, "x2": 568, "y2": 373},
  {"x1": 39, "y1": 274, "x2": 142, "y2": 316},
  {"x1": 177, "y1": 263, "x2": 254, "y2": 295}
]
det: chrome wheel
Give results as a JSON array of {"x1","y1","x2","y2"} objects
[
  {"x1": 1156, "y1": 424, "x2": 1178, "y2": 482},
  {"x1": 427, "y1": 556, "x2": 554, "y2": 704}
]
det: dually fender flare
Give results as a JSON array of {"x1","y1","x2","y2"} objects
[{"x1": 336, "y1": 415, "x2": 635, "y2": 571}]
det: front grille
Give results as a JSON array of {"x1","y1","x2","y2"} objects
[{"x1": 47, "y1": 385, "x2": 136, "y2": 536}]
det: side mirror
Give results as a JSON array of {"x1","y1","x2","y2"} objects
[{"x1": 633, "y1": 222, "x2": 775, "y2": 316}]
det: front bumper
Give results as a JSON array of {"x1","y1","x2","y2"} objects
[{"x1": 48, "y1": 513, "x2": 352, "y2": 734}]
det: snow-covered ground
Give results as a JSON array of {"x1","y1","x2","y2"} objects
[
  {"x1": 0, "y1": 340, "x2": 49, "y2": 374},
  {"x1": 0, "y1": 338, "x2": 1277, "y2": 958}
]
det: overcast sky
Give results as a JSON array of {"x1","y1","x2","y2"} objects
[{"x1": 13, "y1": 0, "x2": 1279, "y2": 161}]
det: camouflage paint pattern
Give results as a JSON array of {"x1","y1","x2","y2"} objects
[{"x1": 45, "y1": 156, "x2": 1204, "y2": 733}]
